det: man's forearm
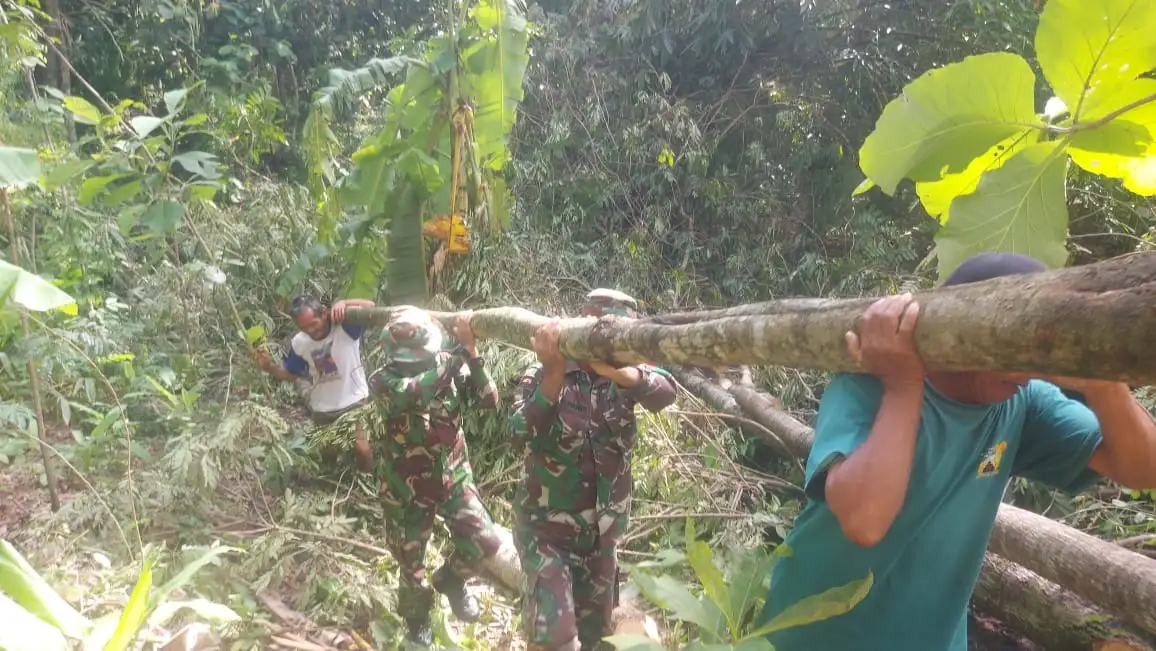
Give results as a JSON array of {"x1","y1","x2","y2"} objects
[
  {"x1": 1086, "y1": 384, "x2": 1156, "y2": 489},
  {"x1": 537, "y1": 365, "x2": 566, "y2": 403},
  {"x1": 825, "y1": 383, "x2": 924, "y2": 547}
]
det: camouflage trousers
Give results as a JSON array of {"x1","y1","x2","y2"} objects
[
  {"x1": 514, "y1": 509, "x2": 626, "y2": 651},
  {"x1": 378, "y1": 441, "x2": 503, "y2": 618}
]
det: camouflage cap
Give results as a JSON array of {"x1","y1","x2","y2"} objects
[
  {"x1": 583, "y1": 288, "x2": 640, "y2": 318},
  {"x1": 380, "y1": 305, "x2": 444, "y2": 363}
]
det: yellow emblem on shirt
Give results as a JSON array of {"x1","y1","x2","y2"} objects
[{"x1": 977, "y1": 441, "x2": 1008, "y2": 478}]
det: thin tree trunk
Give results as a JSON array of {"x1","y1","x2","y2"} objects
[
  {"x1": 42, "y1": 0, "x2": 76, "y2": 144},
  {"x1": 1, "y1": 190, "x2": 61, "y2": 511},
  {"x1": 348, "y1": 252, "x2": 1156, "y2": 384}
]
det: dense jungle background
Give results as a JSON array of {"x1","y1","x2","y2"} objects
[{"x1": 1, "y1": 0, "x2": 1155, "y2": 649}]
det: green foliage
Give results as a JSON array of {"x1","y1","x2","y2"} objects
[
  {"x1": 0, "y1": 540, "x2": 237, "y2": 650},
  {"x1": 0, "y1": 261, "x2": 76, "y2": 314},
  {"x1": 857, "y1": 0, "x2": 1156, "y2": 280},
  {"x1": 302, "y1": 0, "x2": 532, "y2": 304},
  {"x1": 608, "y1": 519, "x2": 871, "y2": 651}
]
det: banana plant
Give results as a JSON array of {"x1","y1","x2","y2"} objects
[
  {"x1": 0, "y1": 540, "x2": 238, "y2": 651},
  {"x1": 299, "y1": 0, "x2": 531, "y2": 305}
]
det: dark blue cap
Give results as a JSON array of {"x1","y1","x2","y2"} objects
[{"x1": 942, "y1": 252, "x2": 1047, "y2": 287}]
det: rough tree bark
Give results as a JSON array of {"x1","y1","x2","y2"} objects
[
  {"x1": 973, "y1": 555, "x2": 1154, "y2": 651},
  {"x1": 348, "y1": 252, "x2": 1156, "y2": 384},
  {"x1": 667, "y1": 366, "x2": 1156, "y2": 646}
]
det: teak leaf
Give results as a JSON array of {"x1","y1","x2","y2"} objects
[
  {"x1": 858, "y1": 52, "x2": 1042, "y2": 195},
  {"x1": 916, "y1": 129, "x2": 1040, "y2": 224},
  {"x1": 1035, "y1": 0, "x2": 1156, "y2": 120},
  {"x1": 935, "y1": 141, "x2": 1070, "y2": 281},
  {"x1": 1067, "y1": 78, "x2": 1156, "y2": 196}
]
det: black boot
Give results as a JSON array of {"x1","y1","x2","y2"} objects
[
  {"x1": 431, "y1": 566, "x2": 481, "y2": 623},
  {"x1": 405, "y1": 616, "x2": 433, "y2": 647}
]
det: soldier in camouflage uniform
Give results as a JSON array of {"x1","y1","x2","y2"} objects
[
  {"x1": 368, "y1": 307, "x2": 504, "y2": 647},
  {"x1": 510, "y1": 289, "x2": 678, "y2": 651}
]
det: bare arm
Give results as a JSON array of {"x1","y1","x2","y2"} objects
[
  {"x1": 1083, "y1": 383, "x2": 1156, "y2": 489},
  {"x1": 823, "y1": 292, "x2": 925, "y2": 548},
  {"x1": 825, "y1": 383, "x2": 924, "y2": 547}
]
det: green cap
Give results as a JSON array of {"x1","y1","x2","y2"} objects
[
  {"x1": 583, "y1": 288, "x2": 640, "y2": 318},
  {"x1": 380, "y1": 306, "x2": 444, "y2": 363}
]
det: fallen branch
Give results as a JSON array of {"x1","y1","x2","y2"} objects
[
  {"x1": 973, "y1": 555, "x2": 1154, "y2": 651},
  {"x1": 348, "y1": 252, "x2": 1156, "y2": 384}
]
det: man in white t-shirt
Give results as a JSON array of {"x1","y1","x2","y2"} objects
[{"x1": 256, "y1": 294, "x2": 376, "y2": 467}]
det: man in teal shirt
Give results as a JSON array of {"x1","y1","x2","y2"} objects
[{"x1": 761, "y1": 252, "x2": 1156, "y2": 650}]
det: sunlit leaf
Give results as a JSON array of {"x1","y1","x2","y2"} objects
[
  {"x1": 935, "y1": 141, "x2": 1070, "y2": 281},
  {"x1": 62, "y1": 96, "x2": 101, "y2": 125},
  {"x1": 916, "y1": 129, "x2": 1040, "y2": 224},
  {"x1": 745, "y1": 571, "x2": 873, "y2": 639},
  {"x1": 0, "y1": 541, "x2": 92, "y2": 639},
  {"x1": 1035, "y1": 0, "x2": 1156, "y2": 120},
  {"x1": 163, "y1": 88, "x2": 189, "y2": 116},
  {"x1": 100, "y1": 558, "x2": 153, "y2": 651},
  {"x1": 1067, "y1": 78, "x2": 1156, "y2": 196},
  {"x1": 0, "y1": 261, "x2": 77, "y2": 313},
  {"x1": 244, "y1": 325, "x2": 266, "y2": 345},
  {"x1": 850, "y1": 177, "x2": 875, "y2": 197},
  {"x1": 0, "y1": 592, "x2": 70, "y2": 651},
  {"x1": 0, "y1": 147, "x2": 41, "y2": 190},
  {"x1": 130, "y1": 115, "x2": 168, "y2": 138},
  {"x1": 462, "y1": 0, "x2": 531, "y2": 170},
  {"x1": 858, "y1": 52, "x2": 1043, "y2": 195}
]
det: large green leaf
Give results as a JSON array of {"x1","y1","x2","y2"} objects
[
  {"x1": 858, "y1": 52, "x2": 1043, "y2": 195},
  {"x1": 0, "y1": 541, "x2": 92, "y2": 639},
  {"x1": 0, "y1": 592, "x2": 69, "y2": 651},
  {"x1": 685, "y1": 520, "x2": 731, "y2": 636},
  {"x1": 916, "y1": 129, "x2": 1040, "y2": 224},
  {"x1": 99, "y1": 557, "x2": 153, "y2": 651},
  {"x1": 62, "y1": 96, "x2": 101, "y2": 125},
  {"x1": 0, "y1": 147, "x2": 41, "y2": 190},
  {"x1": 726, "y1": 549, "x2": 775, "y2": 630},
  {"x1": 140, "y1": 200, "x2": 185, "y2": 234},
  {"x1": 1067, "y1": 78, "x2": 1156, "y2": 196},
  {"x1": 934, "y1": 141, "x2": 1070, "y2": 281},
  {"x1": 384, "y1": 182, "x2": 431, "y2": 305},
  {"x1": 461, "y1": 0, "x2": 531, "y2": 171},
  {"x1": 1035, "y1": 0, "x2": 1156, "y2": 121},
  {"x1": 745, "y1": 571, "x2": 873, "y2": 639},
  {"x1": 633, "y1": 572, "x2": 724, "y2": 636},
  {"x1": 0, "y1": 261, "x2": 77, "y2": 313}
]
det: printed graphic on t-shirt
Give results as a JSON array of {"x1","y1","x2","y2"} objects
[
  {"x1": 977, "y1": 440, "x2": 1008, "y2": 478},
  {"x1": 310, "y1": 342, "x2": 340, "y2": 382}
]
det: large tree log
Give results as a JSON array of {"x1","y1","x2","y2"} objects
[
  {"x1": 348, "y1": 252, "x2": 1156, "y2": 384},
  {"x1": 972, "y1": 555, "x2": 1154, "y2": 651},
  {"x1": 668, "y1": 366, "x2": 1156, "y2": 643}
]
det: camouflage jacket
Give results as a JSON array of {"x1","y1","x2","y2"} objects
[
  {"x1": 510, "y1": 361, "x2": 677, "y2": 521},
  {"x1": 368, "y1": 344, "x2": 499, "y2": 467}
]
